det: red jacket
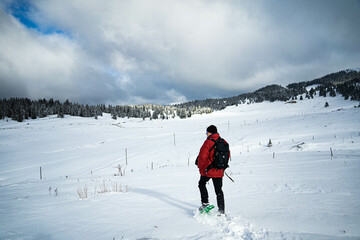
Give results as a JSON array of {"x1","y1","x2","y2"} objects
[{"x1": 197, "y1": 133, "x2": 229, "y2": 178}]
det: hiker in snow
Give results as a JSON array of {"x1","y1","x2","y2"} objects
[{"x1": 196, "y1": 125, "x2": 230, "y2": 214}]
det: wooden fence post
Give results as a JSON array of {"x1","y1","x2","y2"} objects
[
  {"x1": 330, "y1": 147, "x2": 333, "y2": 159},
  {"x1": 125, "y1": 148, "x2": 128, "y2": 165}
]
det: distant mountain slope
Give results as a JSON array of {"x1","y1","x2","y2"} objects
[
  {"x1": 174, "y1": 69, "x2": 360, "y2": 111},
  {"x1": 287, "y1": 69, "x2": 360, "y2": 92}
]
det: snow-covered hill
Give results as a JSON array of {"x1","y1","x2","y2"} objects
[{"x1": 0, "y1": 95, "x2": 359, "y2": 240}]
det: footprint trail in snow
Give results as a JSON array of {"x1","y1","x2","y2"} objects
[{"x1": 194, "y1": 210, "x2": 268, "y2": 240}]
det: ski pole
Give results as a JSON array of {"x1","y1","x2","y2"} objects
[{"x1": 225, "y1": 171, "x2": 234, "y2": 182}]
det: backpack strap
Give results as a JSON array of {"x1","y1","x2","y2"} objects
[
  {"x1": 208, "y1": 138, "x2": 217, "y2": 152},
  {"x1": 205, "y1": 138, "x2": 219, "y2": 172}
]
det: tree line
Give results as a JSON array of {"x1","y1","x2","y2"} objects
[
  {"x1": 1, "y1": 69, "x2": 359, "y2": 122},
  {"x1": 0, "y1": 98, "x2": 212, "y2": 122}
]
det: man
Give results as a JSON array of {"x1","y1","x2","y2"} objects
[{"x1": 196, "y1": 125, "x2": 229, "y2": 214}]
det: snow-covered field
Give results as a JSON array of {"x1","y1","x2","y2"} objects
[{"x1": 1, "y1": 95, "x2": 359, "y2": 240}]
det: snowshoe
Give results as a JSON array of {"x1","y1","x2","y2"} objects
[{"x1": 199, "y1": 203, "x2": 215, "y2": 213}]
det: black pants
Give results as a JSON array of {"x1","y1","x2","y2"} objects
[{"x1": 198, "y1": 176, "x2": 224, "y2": 212}]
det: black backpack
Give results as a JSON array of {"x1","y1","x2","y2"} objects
[{"x1": 206, "y1": 137, "x2": 230, "y2": 171}]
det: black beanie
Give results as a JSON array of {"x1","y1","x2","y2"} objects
[{"x1": 207, "y1": 125, "x2": 217, "y2": 134}]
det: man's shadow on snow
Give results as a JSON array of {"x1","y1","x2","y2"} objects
[{"x1": 131, "y1": 188, "x2": 198, "y2": 217}]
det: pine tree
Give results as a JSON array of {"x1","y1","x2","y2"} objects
[
  {"x1": 329, "y1": 88, "x2": 336, "y2": 97},
  {"x1": 57, "y1": 107, "x2": 64, "y2": 118}
]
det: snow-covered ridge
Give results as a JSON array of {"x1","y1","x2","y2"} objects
[{"x1": 345, "y1": 68, "x2": 360, "y2": 73}]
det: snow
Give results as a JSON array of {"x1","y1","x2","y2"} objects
[
  {"x1": 0, "y1": 95, "x2": 359, "y2": 240},
  {"x1": 306, "y1": 84, "x2": 320, "y2": 91},
  {"x1": 345, "y1": 68, "x2": 360, "y2": 73}
]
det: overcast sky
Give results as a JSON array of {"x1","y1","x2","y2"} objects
[{"x1": 1, "y1": 0, "x2": 360, "y2": 105}]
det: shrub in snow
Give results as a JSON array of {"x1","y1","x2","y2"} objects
[
  {"x1": 114, "y1": 164, "x2": 125, "y2": 176},
  {"x1": 77, "y1": 185, "x2": 88, "y2": 199},
  {"x1": 78, "y1": 180, "x2": 129, "y2": 199}
]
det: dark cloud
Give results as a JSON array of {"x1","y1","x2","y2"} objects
[{"x1": 1, "y1": 0, "x2": 359, "y2": 105}]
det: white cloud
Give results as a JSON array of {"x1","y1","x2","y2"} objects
[
  {"x1": 166, "y1": 89, "x2": 187, "y2": 105},
  {"x1": 115, "y1": 74, "x2": 133, "y2": 91},
  {"x1": 1, "y1": 0, "x2": 360, "y2": 104},
  {"x1": 0, "y1": 10, "x2": 78, "y2": 98}
]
